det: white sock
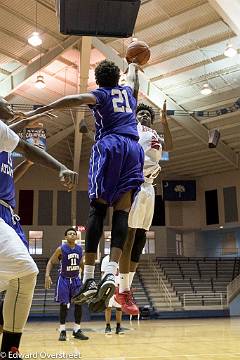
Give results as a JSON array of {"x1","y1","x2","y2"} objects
[
  {"x1": 129, "y1": 272, "x2": 135, "y2": 287},
  {"x1": 74, "y1": 323, "x2": 80, "y2": 333},
  {"x1": 59, "y1": 324, "x2": 65, "y2": 332},
  {"x1": 83, "y1": 265, "x2": 95, "y2": 284},
  {"x1": 104, "y1": 261, "x2": 118, "y2": 276},
  {"x1": 119, "y1": 273, "x2": 130, "y2": 293}
]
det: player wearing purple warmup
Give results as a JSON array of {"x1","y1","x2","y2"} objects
[
  {"x1": 24, "y1": 60, "x2": 144, "y2": 312},
  {"x1": 0, "y1": 98, "x2": 78, "y2": 359},
  {"x1": 45, "y1": 228, "x2": 88, "y2": 341}
]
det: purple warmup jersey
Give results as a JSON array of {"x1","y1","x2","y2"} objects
[
  {"x1": 60, "y1": 243, "x2": 83, "y2": 278},
  {"x1": 90, "y1": 85, "x2": 139, "y2": 141},
  {"x1": 0, "y1": 151, "x2": 15, "y2": 208}
]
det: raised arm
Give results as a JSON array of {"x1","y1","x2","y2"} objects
[
  {"x1": 126, "y1": 63, "x2": 139, "y2": 100},
  {"x1": 9, "y1": 113, "x2": 56, "y2": 133},
  {"x1": 24, "y1": 93, "x2": 97, "y2": 118},
  {"x1": 45, "y1": 247, "x2": 62, "y2": 289},
  {"x1": 160, "y1": 100, "x2": 173, "y2": 152}
]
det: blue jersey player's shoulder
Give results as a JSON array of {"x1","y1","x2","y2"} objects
[{"x1": 90, "y1": 88, "x2": 108, "y2": 107}]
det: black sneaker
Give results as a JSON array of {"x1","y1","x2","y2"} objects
[
  {"x1": 116, "y1": 326, "x2": 124, "y2": 335},
  {"x1": 72, "y1": 279, "x2": 97, "y2": 305},
  {"x1": 73, "y1": 329, "x2": 89, "y2": 340},
  {"x1": 89, "y1": 273, "x2": 115, "y2": 313},
  {"x1": 105, "y1": 324, "x2": 112, "y2": 335},
  {"x1": 59, "y1": 330, "x2": 67, "y2": 341}
]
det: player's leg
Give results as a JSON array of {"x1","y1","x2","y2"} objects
[
  {"x1": 115, "y1": 308, "x2": 124, "y2": 335},
  {"x1": 0, "y1": 220, "x2": 38, "y2": 358},
  {"x1": 55, "y1": 276, "x2": 71, "y2": 341},
  {"x1": 89, "y1": 191, "x2": 132, "y2": 313},
  {"x1": 71, "y1": 278, "x2": 88, "y2": 340},
  {"x1": 104, "y1": 307, "x2": 112, "y2": 335},
  {"x1": 119, "y1": 228, "x2": 136, "y2": 293},
  {"x1": 58, "y1": 304, "x2": 68, "y2": 341},
  {"x1": 72, "y1": 199, "x2": 108, "y2": 305},
  {"x1": 72, "y1": 305, "x2": 88, "y2": 340},
  {"x1": 129, "y1": 183, "x2": 155, "y2": 281},
  {"x1": 130, "y1": 228, "x2": 147, "y2": 282},
  {"x1": 116, "y1": 183, "x2": 149, "y2": 315}
]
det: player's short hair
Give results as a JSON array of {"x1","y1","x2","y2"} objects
[
  {"x1": 95, "y1": 60, "x2": 120, "y2": 87},
  {"x1": 137, "y1": 103, "x2": 155, "y2": 123},
  {"x1": 64, "y1": 227, "x2": 77, "y2": 236}
]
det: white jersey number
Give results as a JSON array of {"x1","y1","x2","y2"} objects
[
  {"x1": 70, "y1": 258, "x2": 77, "y2": 266},
  {"x1": 111, "y1": 89, "x2": 132, "y2": 113}
]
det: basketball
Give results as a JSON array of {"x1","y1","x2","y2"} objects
[{"x1": 126, "y1": 40, "x2": 150, "y2": 66}]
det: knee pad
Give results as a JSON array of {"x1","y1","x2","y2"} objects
[
  {"x1": 115, "y1": 307, "x2": 122, "y2": 312},
  {"x1": 131, "y1": 228, "x2": 147, "y2": 263},
  {"x1": 85, "y1": 202, "x2": 108, "y2": 253},
  {"x1": 111, "y1": 210, "x2": 129, "y2": 250}
]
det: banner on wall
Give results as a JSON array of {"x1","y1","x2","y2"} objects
[
  {"x1": 13, "y1": 126, "x2": 47, "y2": 158},
  {"x1": 162, "y1": 180, "x2": 196, "y2": 201}
]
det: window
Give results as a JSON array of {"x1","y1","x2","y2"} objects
[
  {"x1": 29, "y1": 230, "x2": 43, "y2": 255},
  {"x1": 38, "y1": 190, "x2": 53, "y2": 225},
  {"x1": 57, "y1": 191, "x2": 72, "y2": 225},
  {"x1": 19, "y1": 190, "x2": 34, "y2": 225},
  {"x1": 142, "y1": 231, "x2": 155, "y2": 254},
  {"x1": 176, "y1": 233, "x2": 183, "y2": 256}
]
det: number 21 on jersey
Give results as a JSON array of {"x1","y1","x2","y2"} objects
[{"x1": 111, "y1": 89, "x2": 132, "y2": 113}]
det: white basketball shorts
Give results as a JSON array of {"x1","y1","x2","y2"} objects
[
  {"x1": 128, "y1": 182, "x2": 155, "y2": 231},
  {"x1": 0, "y1": 218, "x2": 38, "y2": 292}
]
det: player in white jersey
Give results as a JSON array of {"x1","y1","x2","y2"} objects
[
  {"x1": 0, "y1": 98, "x2": 78, "y2": 359},
  {"x1": 116, "y1": 101, "x2": 173, "y2": 315},
  {"x1": 101, "y1": 255, "x2": 124, "y2": 335}
]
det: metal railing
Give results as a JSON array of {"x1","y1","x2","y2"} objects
[
  {"x1": 227, "y1": 274, "x2": 240, "y2": 304},
  {"x1": 148, "y1": 256, "x2": 172, "y2": 308},
  {"x1": 183, "y1": 292, "x2": 224, "y2": 309}
]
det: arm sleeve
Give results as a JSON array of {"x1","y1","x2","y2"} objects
[{"x1": 0, "y1": 120, "x2": 19, "y2": 152}]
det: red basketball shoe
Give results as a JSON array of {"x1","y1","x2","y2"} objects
[{"x1": 115, "y1": 288, "x2": 139, "y2": 315}]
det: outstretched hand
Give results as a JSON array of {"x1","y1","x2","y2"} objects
[
  {"x1": 13, "y1": 111, "x2": 57, "y2": 124},
  {"x1": 59, "y1": 168, "x2": 79, "y2": 191}
]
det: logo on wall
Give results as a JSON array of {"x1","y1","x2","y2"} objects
[{"x1": 174, "y1": 185, "x2": 186, "y2": 198}]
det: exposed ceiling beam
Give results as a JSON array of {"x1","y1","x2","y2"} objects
[
  {"x1": 0, "y1": 3, "x2": 63, "y2": 41},
  {"x1": 73, "y1": 37, "x2": 92, "y2": 174},
  {"x1": 105, "y1": 2, "x2": 218, "y2": 46},
  {"x1": 0, "y1": 25, "x2": 47, "y2": 54},
  {"x1": 0, "y1": 36, "x2": 80, "y2": 98},
  {"x1": 0, "y1": 49, "x2": 28, "y2": 65},
  {"x1": 200, "y1": 111, "x2": 240, "y2": 124},
  {"x1": 92, "y1": 37, "x2": 238, "y2": 169},
  {"x1": 47, "y1": 125, "x2": 74, "y2": 148},
  {"x1": 209, "y1": 0, "x2": 240, "y2": 36}
]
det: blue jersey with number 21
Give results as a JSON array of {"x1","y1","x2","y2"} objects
[{"x1": 90, "y1": 85, "x2": 139, "y2": 141}]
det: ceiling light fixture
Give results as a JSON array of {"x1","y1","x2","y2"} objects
[
  {"x1": 224, "y1": 44, "x2": 237, "y2": 58},
  {"x1": 28, "y1": 1, "x2": 42, "y2": 47},
  {"x1": 200, "y1": 83, "x2": 212, "y2": 95},
  {"x1": 35, "y1": 75, "x2": 46, "y2": 89},
  {"x1": 28, "y1": 32, "x2": 42, "y2": 47}
]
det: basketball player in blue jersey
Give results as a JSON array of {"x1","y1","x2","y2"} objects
[
  {"x1": 45, "y1": 228, "x2": 88, "y2": 341},
  {"x1": 0, "y1": 99, "x2": 78, "y2": 359},
  {"x1": 24, "y1": 60, "x2": 144, "y2": 312}
]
